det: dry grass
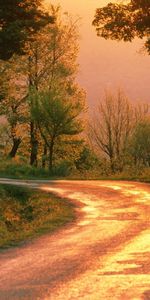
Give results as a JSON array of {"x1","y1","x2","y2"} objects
[{"x1": 0, "y1": 184, "x2": 75, "y2": 248}]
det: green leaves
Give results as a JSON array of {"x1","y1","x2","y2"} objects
[
  {"x1": 31, "y1": 89, "x2": 83, "y2": 140},
  {"x1": 30, "y1": 88, "x2": 84, "y2": 169},
  {"x1": 131, "y1": 119, "x2": 150, "y2": 166}
]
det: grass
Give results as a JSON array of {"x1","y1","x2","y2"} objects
[
  {"x1": 0, "y1": 158, "x2": 73, "y2": 179},
  {"x1": 1, "y1": 157, "x2": 150, "y2": 183},
  {"x1": 0, "y1": 158, "x2": 55, "y2": 180},
  {"x1": 0, "y1": 184, "x2": 75, "y2": 249}
]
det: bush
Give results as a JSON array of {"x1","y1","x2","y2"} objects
[{"x1": 52, "y1": 160, "x2": 73, "y2": 177}]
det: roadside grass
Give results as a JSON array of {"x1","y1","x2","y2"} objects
[
  {"x1": 0, "y1": 158, "x2": 73, "y2": 179},
  {"x1": 1, "y1": 158, "x2": 150, "y2": 183},
  {"x1": 0, "y1": 159, "x2": 56, "y2": 180},
  {"x1": 97, "y1": 168, "x2": 150, "y2": 183},
  {"x1": 0, "y1": 184, "x2": 75, "y2": 249},
  {"x1": 67, "y1": 170, "x2": 150, "y2": 183}
]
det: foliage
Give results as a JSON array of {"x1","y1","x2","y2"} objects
[
  {"x1": 26, "y1": 6, "x2": 79, "y2": 90},
  {"x1": 53, "y1": 137, "x2": 84, "y2": 165},
  {"x1": 52, "y1": 160, "x2": 74, "y2": 177},
  {"x1": 31, "y1": 88, "x2": 84, "y2": 169},
  {"x1": 0, "y1": 0, "x2": 54, "y2": 60},
  {"x1": 75, "y1": 145, "x2": 99, "y2": 171},
  {"x1": 0, "y1": 6, "x2": 86, "y2": 168},
  {"x1": 93, "y1": 0, "x2": 150, "y2": 54},
  {"x1": 130, "y1": 119, "x2": 150, "y2": 167},
  {"x1": 0, "y1": 123, "x2": 10, "y2": 155}
]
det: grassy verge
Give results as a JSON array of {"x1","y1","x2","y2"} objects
[
  {"x1": 0, "y1": 159, "x2": 56, "y2": 180},
  {"x1": 1, "y1": 158, "x2": 150, "y2": 183},
  {"x1": 0, "y1": 184, "x2": 75, "y2": 249}
]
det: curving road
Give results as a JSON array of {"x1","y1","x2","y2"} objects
[{"x1": 0, "y1": 179, "x2": 150, "y2": 300}]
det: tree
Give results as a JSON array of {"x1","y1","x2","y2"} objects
[
  {"x1": 25, "y1": 7, "x2": 80, "y2": 166},
  {"x1": 93, "y1": 0, "x2": 150, "y2": 54},
  {"x1": 27, "y1": 8, "x2": 81, "y2": 166},
  {"x1": 31, "y1": 88, "x2": 84, "y2": 170},
  {"x1": 0, "y1": 0, "x2": 53, "y2": 60},
  {"x1": 130, "y1": 119, "x2": 150, "y2": 167},
  {"x1": 89, "y1": 90, "x2": 134, "y2": 172},
  {"x1": 0, "y1": 7, "x2": 83, "y2": 164}
]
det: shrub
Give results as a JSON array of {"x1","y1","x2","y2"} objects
[{"x1": 52, "y1": 160, "x2": 73, "y2": 177}]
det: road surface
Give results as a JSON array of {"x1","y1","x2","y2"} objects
[{"x1": 0, "y1": 179, "x2": 150, "y2": 300}]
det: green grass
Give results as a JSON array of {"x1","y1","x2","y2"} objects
[
  {"x1": 1, "y1": 157, "x2": 150, "y2": 183},
  {"x1": 0, "y1": 158, "x2": 72, "y2": 179},
  {"x1": 0, "y1": 184, "x2": 75, "y2": 249},
  {"x1": 0, "y1": 158, "x2": 55, "y2": 179}
]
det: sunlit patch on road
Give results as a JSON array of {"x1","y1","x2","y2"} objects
[{"x1": 123, "y1": 189, "x2": 150, "y2": 205}]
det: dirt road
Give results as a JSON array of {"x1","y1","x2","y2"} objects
[{"x1": 0, "y1": 179, "x2": 150, "y2": 300}]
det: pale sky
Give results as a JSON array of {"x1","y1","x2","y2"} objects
[{"x1": 45, "y1": 0, "x2": 150, "y2": 108}]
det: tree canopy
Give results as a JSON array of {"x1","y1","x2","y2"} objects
[
  {"x1": 92, "y1": 0, "x2": 150, "y2": 54},
  {"x1": 0, "y1": 0, "x2": 54, "y2": 60}
]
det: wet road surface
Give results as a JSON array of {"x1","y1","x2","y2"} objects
[{"x1": 0, "y1": 179, "x2": 150, "y2": 300}]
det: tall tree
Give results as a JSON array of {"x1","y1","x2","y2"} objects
[
  {"x1": 0, "y1": 0, "x2": 53, "y2": 60},
  {"x1": 0, "y1": 7, "x2": 86, "y2": 165},
  {"x1": 26, "y1": 7, "x2": 80, "y2": 166},
  {"x1": 31, "y1": 88, "x2": 84, "y2": 170},
  {"x1": 93, "y1": 0, "x2": 150, "y2": 54},
  {"x1": 89, "y1": 90, "x2": 134, "y2": 172}
]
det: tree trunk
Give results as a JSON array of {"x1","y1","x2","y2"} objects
[
  {"x1": 49, "y1": 139, "x2": 54, "y2": 171},
  {"x1": 9, "y1": 138, "x2": 21, "y2": 158},
  {"x1": 30, "y1": 121, "x2": 38, "y2": 166},
  {"x1": 110, "y1": 155, "x2": 115, "y2": 173},
  {"x1": 42, "y1": 143, "x2": 47, "y2": 169}
]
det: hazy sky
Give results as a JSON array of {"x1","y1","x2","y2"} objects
[{"x1": 46, "y1": 0, "x2": 150, "y2": 107}]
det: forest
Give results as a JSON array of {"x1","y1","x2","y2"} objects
[{"x1": 0, "y1": 0, "x2": 150, "y2": 180}]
